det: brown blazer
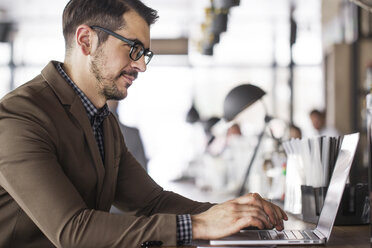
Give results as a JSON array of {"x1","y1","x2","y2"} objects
[{"x1": 0, "y1": 61, "x2": 212, "y2": 247}]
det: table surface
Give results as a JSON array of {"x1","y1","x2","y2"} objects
[
  {"x1": 167, "y1": 214, "x2": 370, "y2": 247},
  {"x1": 159, "y1": 181, "x2": 370, "y2": 248}
]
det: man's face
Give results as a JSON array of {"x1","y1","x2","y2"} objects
[
  {"x1": 289, "y1": 128, "x2": 301, "y2": 139},
  {"x1": 310, "y1": 113, "x2": 323, "y2": 130},
  {"x1": 89, "y1": 10, "x2": 150, "y2": 100}
]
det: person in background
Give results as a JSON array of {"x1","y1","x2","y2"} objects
[
  {"x1": 223, "y1": 123, "x2": 244, "y2": 151},
  {"x1": 0, "y1": 0, "x2": 287, "y2": 247},
  {"x1": 309, "y1": 109, "x2": 339, "y2": 137},
  {"x1": 206, "y1": 122, "x2": 243, "y2": 156},
  {"x1": 289, "y1": 124, "x2": 302, "y2": 139},
  {"x1": 226, "y1": 123, "x2": 242, "y2": 139},
  {"x1": 107, "y1": 100, "x2": 148, "y2": 170}
]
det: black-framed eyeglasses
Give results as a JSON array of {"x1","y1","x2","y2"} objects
[{"x1": 90, "y1": 25, "x2": 153, "y2": 65}]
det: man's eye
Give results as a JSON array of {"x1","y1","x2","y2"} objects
[{"x1": 131, "y1": 45, "x2": 139, "y2": 53}]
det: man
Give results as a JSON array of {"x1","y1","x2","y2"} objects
[
  {"x1": 289, "y1": 124, "x2": 302, "y2": 139},
  {"x1": 309, "y1": 109, "x2": 339, "y2": 137},
  {"x1": 0, "y1": 0, "x2": 287, "y2": 247}
]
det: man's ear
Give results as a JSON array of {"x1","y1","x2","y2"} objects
[{"x1": 75, "y1": 25, "x2": 95, "y2": 56}]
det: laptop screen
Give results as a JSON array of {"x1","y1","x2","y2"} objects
[{"x1": 316, "y1": 133, "x2": 359, "y2": 239}]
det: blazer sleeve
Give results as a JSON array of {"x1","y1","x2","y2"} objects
[
  {"x1": 0, "y1": 97, "x2": 203, "y2": 247},
  {"x1": 113, "y1": 145, "x2": 213, "y2": 216},
  {"x1": 112, "y1": 114, "x2": 214, "y2": 215}
]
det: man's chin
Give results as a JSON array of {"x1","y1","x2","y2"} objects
[
  {"x1": 107, "y1": 95, "x2": 126, "y2": 101},
  {"x1": 104, "y1": 90, "x2": 126, "y2": 101},
  {"x1": 103, "y1": 85, "x2": 128, "y2": 101}
]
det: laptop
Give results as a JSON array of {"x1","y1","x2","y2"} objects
[{"x1": 209, "y1": 133, "x2": 359, "y2": 246}]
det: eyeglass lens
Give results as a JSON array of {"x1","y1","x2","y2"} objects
[{"x1": 130, "y1": 44, "x2": 152, "y2": 65}]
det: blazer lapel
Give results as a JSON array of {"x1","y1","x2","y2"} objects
[
  {"x1": 97, "y1": 117, "x2": 116, "y2": 210},
  {"x1": 69, "y1": 98, "x2": 105, "y2": 207},
  {"x1": 41, "y1": 61, "x2": 105, "y2": 208}
]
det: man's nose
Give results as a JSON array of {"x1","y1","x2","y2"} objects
[{"x1": 131, "y1": 56, "x2": 147, "y2": 72}]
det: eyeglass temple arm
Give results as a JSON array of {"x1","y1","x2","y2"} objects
[{"x1": 90, "y1": 25, "x2": 135, "y2": 46}]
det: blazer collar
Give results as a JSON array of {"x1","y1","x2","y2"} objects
[{"x1": 41, "y1": 61, "x2": 77, "y2": 106}]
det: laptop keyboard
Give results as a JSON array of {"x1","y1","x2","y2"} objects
[{"x1": 259, "y1": 230, "x2": 311, "y2": 240}]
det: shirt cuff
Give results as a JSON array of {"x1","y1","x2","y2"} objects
[{"x1": 176, "y1": 214, "x2": 192, "y2": 245}]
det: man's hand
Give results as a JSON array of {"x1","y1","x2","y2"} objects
[{"x1": 191, "y1": 193, "x2": 288, "y2": 240}]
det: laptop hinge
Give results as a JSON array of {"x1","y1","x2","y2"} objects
[{"x1": 313, "y1": 229, "x2": 326, "y2": 240}]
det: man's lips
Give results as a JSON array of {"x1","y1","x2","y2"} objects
[{"x1": 120, "y1": 73, "x2": 137, "y2": 88}]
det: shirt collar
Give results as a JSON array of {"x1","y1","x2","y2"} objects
[{"x1": 56, "y1": 62, "x2": 110, "y2": 122}]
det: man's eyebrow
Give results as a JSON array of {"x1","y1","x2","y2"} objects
[
  {"x1": 132, "y1": 38, "x2": 143, "y2": 44},
  {"x1": 132, "y1": 38, "x2": 146, "y2": 47}
]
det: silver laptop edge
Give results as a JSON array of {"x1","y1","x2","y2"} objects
[
  {"x1": 315, "y1": 133, "x2": 359, "y2": 240},
  {"x1": 210, "y1": 133, "x2": 359, "y2": 245}
]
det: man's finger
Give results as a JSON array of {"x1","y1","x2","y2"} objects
[
  {"x1": 263, "y1": 202, "x2": 279, "y2": 227},
  {"x1": 234, "y1": 205, "x2": 273, "y2": 229},
  {"x1": 236, "y1": 193, "x2": 264, "y2": 208},
  {"x1": 237, "y1": 215, "x2": 269, "y2": 230}
]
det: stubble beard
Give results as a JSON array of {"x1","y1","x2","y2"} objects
[{"x1": 89, "y1": 47, "x2": 126, "y2": 101}]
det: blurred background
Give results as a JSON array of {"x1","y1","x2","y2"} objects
[{"x1": 0, "y1": 0, "x2": 371, "y2": 203}]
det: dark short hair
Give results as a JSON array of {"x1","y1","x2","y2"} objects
[
  {"x1": 62, "y1": 0, "x2": 158, "y2": 52},
  {"x1": 310, "y1": 109, "x2": 325, "y2": 118}
]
